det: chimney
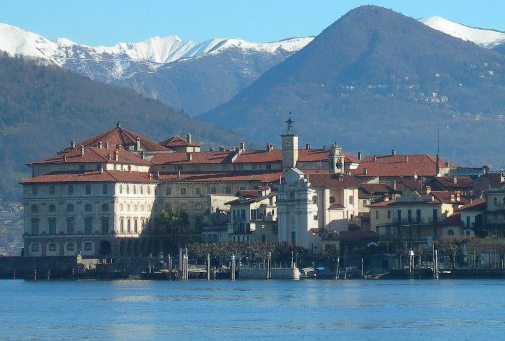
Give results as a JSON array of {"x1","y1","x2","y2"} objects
[
  {"x1": 391, "y1": 149, "x2": 396, "y2": 156},
  {"x1": 186, "y1": 133, "x2": 192, "y2": 143},
  {"x1": 219, "y1": 146, "x2": 225, "y2": 151},
  {"x1": 136, "y1": 137, "x2": 141, "y2": 151},
  {"x1": 107, "y1": 153, "x2": 112, "y2": 161},
  {"x1": 456, "y1": 192, "x2": 461, "y2": 202},
  {"x1": 116, "y1": 121, "x2": 122, "y2": 128},
  {"x1": 177, "y1": 170, "x2": 181, "y2": 179},
  {"x1": 364, "y1": 168, "x2": 368, "y2": 175},
  {"x1": 140, "y1": 150, "x2": 145, "y2": 159},
  {"x1": 149, "y1": 173, "x2": 152, "y2": 180},
  {"x1": 393, "y1": 181, "x2": 397, "y2": 191},
  {"x1": 105, "y1": 142, "x2": 109, "y2": 149},
  {"x1": 156, "y1": 171, "x2": 160, "y2": 179},
  {"x1": 306, "y1": 144, "x2": 311, "y2": 150},
  {"x1": 114, "y1": 150, "x2": 119, "y2": 162},
  {"x1": 453, "y1": 176, "x2": 458, "y2": 184},
  {"x1": 187, "y1": 153, "x2": 192, "y2": 161},
  {"x1": 209, "y1": 147, "x2": 215, "y2": 152},
  {"x1": 405, "y1": 155, "x2": 409, "y2": 162},
  {"x1": 450, "y1": 194, "x2": 455, "y2": 202},
  {"x1": 99, "y1": 165, "x2": 104, "y2": 174},
  {"x1": 80, "y1": 145, "x2": 85, "y2": 156},
  {"x1": 63, "y1": 155, "x2": 67, "y2": 162},
  {"x1": 239, "y1": 142, "x2": 245, "y2": 151},
  {"x1": 425, "y1": 186, "x2": 431, "y2": 194},
  {"x1": 357, "y1": 152, "x2": 362, "y2": 160},
  {"x1": 70, "y1": 140, "x2": 76, "y2": 149},
  {"x1": 98, "y1": 141, "x2": 103, "y2": 149},
  {"x1": 374, "y1": 155, "x2": 377, "y2": 161}
]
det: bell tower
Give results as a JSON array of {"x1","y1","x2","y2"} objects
[
  {"x1": 281, "y1": 114, "x2": 299, "y2": 169},
  {"x1": 329, "y1": 142, "x2": 345, "y2": 174}
]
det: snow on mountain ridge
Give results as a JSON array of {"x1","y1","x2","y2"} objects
[
  {"x1": 0, "y1": 23, "x2": 313, "y2": 66},
  {"x1": 421, "y1": 16, "x2": 505, "y2": 48}
]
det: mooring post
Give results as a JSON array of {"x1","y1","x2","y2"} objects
[{"x1": 207, "y1": 253, "x2": 211, "y2": 281}]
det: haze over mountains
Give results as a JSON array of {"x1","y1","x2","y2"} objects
[{"x1": 199, "y1": 6, "x2": 505, "y2": 167}]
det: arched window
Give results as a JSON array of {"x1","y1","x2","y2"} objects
[
  {"x1": 312, "y1": 195, "x2": 318, "y2": 204},
  {"x1": 66, "y1": 243, "x2": 75, "y2": 251},
  {"x1": 127, "y1": 219, "x2": 131, "y2": 234},
  {"x1": 120, "y1": 218, "x2": 124, "y2": 234},
  {"x1": 48, "y1": 243, "x2": 57, "y2": 252},
  {"x1": 31, "y1": 218, "x2": 39, "y2": 235},
  {"x1": 49, "y1": 204, "x2": 56, "y2": 212},
  {"x1": 31, "y1": 243, "x2": 40, "y2": 252},
  {"x1": 102, "y1": 203, "x2": 109, "y2": 212},
  {"x1": 494, "y1": 197, "x2": 498, "y2": 206},
  {"x1": 134, "y1": 219, "x2": 138, "y2": 234}
]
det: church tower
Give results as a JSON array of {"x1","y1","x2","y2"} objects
[
  {"x1": 281, "y1": 115, "x2": 299, "y2": 169},
  {"x1": 328, "y1": 142, "x2": 345, "y2": 174}
]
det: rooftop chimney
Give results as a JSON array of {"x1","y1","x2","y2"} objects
[
  {"x1": 405, "y1": 155, "x2": 409, "y2": 162},
  {"x1": 136, "y1": 137, "x2": 141, "y2": 151},
  {"x1": 80, "y1": 145, "x2": 85, "y2": 156},
  {"x1": 425, "y1": 186, "x2": 431, "y2": 194},
  {"x1": 306, "y1": 144, "x2": 311, "y2": 150},
  {"x1": 98, "y1": 141, "x2": 103, "y2": 149},
  {"x1": 364, "y1": 168, "x2": 368, "y2": 175},
  {"x1": 187, "y1": 153, "x2": 192, "y2": 161},
  {"x1": 140, "y1": 150, "x2": 145, "y2": 159},
  {"x1": 239, "y1": 142, "x2": 245, "y2": 151},
  {"x1": 105, "y1": 142, "x2": 109, "y2": 149},
  {"x1": 114, "y1": 150, "x2": 119, "y2": 162},
  {"x1": 357, "y1": 152, "x2": 362, "y2": 160},
  {"x1": 453, "y1": 176, "x2": 458, "y2": 184},
  {"x1": 99, "y1": 165, "x2": 104, "y2": 174},
  {"x1": 116, "y1": 121, "x2": 122, "y2": 128},
  {"x1": 391, "y1": 149, "x2": 396, "y2": 156},
  {"x1": 71, "y1": 140, "x2": 76, "y2": 149},
  {"x1": 63, "y1": 155, "x2": 67, "y2": 162},
  {"x1": 186, "y1": 133, "x2": 192, "y2": 143},
  {"x1": 177, "y1": 170, "x2": 181, "y2": 179},
  {"x1": 219, "y1": 146, "x2": 225, "y2": 152}
]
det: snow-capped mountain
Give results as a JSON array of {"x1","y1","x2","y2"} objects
[
  {"x1": 421, "y1": 16, "x2": 505, "y2": 48},
  {"x1": 0, "y1": 22, "x2": 312, "y2": 114}
]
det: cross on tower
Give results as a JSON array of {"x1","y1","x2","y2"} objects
[{"x1": 286, "y1": 112, "x2": 294, "y2": 132}]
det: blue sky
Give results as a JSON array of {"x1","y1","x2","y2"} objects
[{"x1": 2, "y1": 0, "x2": 504, "y2": 45}]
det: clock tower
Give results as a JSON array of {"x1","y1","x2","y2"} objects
[
  {"x1": 281, "y1": 115, "x2": 299, "y2": 169},
  {"x1": 329, "y1": 142, "x2": 345, "y2": 174}
]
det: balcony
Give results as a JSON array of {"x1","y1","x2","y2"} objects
[{"x1": 391, "y1": 217, "x2": 437, "y2": 226}]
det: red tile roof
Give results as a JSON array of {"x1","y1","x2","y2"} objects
[
  {"x1": 20, "y1": 170, "x2": 157, "y2": 184},
  {"x1": 151, "y1": 150, "x2": 234, "y2": 165},
  {"x1": 159, "y1": 135, "x2": 201, "y2": 148},
  {"x1": 307, "y1": 174, "x2": 360, "y2": 189},
  {"x1": 430, "y1": 191, "x2": 467, "y2": 204},
  {"x1": 33, "y1": 146, "x2": 151, "y2": 166},
  {"x1": 431, "y1": 176, "x2": 473, "y2": 190},
  {"x1": 359, "y1": 183, "x2": 394, "y2": 195},
  {"x1": 458, "y1": 198, "x2": 486, "y2": 211},
  {"x1": 61, "y1": 124, "x2": 167, "y2": 152},
  {"x1": 368, "y1": 200, "x2": 396, "y2": 207},
  {"x1": 351, "y1": 155, "x2": 453, "y2": 177},
  {"x1": 158, "y1": 171, "x2": 283, "y2": 184}
]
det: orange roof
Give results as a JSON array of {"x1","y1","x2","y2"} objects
[
  {"x1": 235, "y1": 150, "x2": 282, "y2": 163},
  {"x1": 34, "y1": 146, "x2": 150, "y2": 166},
  {"x1": 20, "y1": 170, "x2": 157, "y2": 184},
  {"x1": 151, "y1": 150, "x2": 234, "y2": 165},
  {"x1": 61, "y1": 124, "x2": 167, "y2": 152},
  {"x1": 351, "y1": 154, "x2": 453, "y2": 177},
  {"x1": 458, "y1": 198, "x2": 486, "y2": 211},
  {"x1": 158, "y1": 171, "x2": 283, "y2": 184},
  {"x1": 368, "y1": 200, "x2": 396, "y2": 207},
  {"x1": 159, "y1": 135, "x2": 201, "y2": 148},
  {"x1": 308, "y1": 174, "x2": 359, "y2": 189}
]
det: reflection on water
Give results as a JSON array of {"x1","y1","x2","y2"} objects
[{"x1": 2, "y1": 280, "x2": 505, "y2": 340}]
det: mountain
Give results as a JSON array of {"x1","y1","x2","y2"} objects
[
  {"x1": 0, "y1": 23, "x2": 312, "y2": 115},
  {"x1": 199, "y1": 5, "x2": 505, "y2": 167},
  {"x1": 421, "y1": 16, "x2": 505, "y2": 48},
  {"x1": 0, "y1": 53, "x2": 242, "y2": 200}
]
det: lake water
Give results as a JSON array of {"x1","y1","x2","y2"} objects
[{"x1": 1, "y1": 279, "x2": 505, "y2": 340}]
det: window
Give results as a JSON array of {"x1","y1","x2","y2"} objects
[
  {"x1": 140, "y1": 186, "x2": 144, "y2": 195},
  {"x1": 126, "y1": 185, "x2": 130, "y2": 195},
  {"x1": 133, "y1": 185, "x2": 137, "y2": 195},
  {"x1": 466, "y1": 216, "x2": 471, "y2": 228},
  {"x1": 147, "y1": 186, "x2": 151, "y2": 195},
  {"x1": 85, "y1": 204, "x2": 92, "y2": 212},
  {"x1": 32, "y1": 186, "x2": 38, "y2": 195},
  {"x1": 225, "y1": 187, "x2": 232, "y2": 194},
  {"x1": 84, "y1": 242, "x2": 92, "y2": 252},
  {"x1": 448, "y1": 229, "x2": 455, "y2": 237},
  {"x1": 31, "y1": 218, "x2": 39, "y2": 235},
  {"x1": 79, "y1": 164, "x2": 85, "y2": 171},
  {"x1": 31, "y1": 243, "x2": 39, "y2": 252},
  {"x1": 31, "y1": 205, "x2": 38, "y2": 213},
  {"x1": 102, "y1": 203, "x2": 109, "y2": 212},
  {"x1": 49, "y1": 204, "x2": 56, "y2": 213},
  {"x1": 66, "y1": 243, "x2": 75, "y2": 251},
  {"x1": 416, "y1": 209, "x2": 422, "y2": 223},
  {"x1": 85, "y1": 184, "x2": 91, "y2": 195},
  {"x1": 195, "y1": 188, "x2": 201, "y2": 196},
  {"x1": 210, "y1": 187, "x2": 217, "y2": 194},
  {"x1": 329, "y1": 196, "x2": 336, "y2": 204},
  {"x1": 312, "y1": 196, "x2": 317, "y2": 204},
  {"x1": 251, "y1": 209, "x2": 257, "y2": 220},
  {"x1": 66, "y1": 204, "x2": 74, "y2": 212},
  {"x1": 180, "y1": 187, "x2": 187, "y2": 196},
  {"x1": 165, "y1": 186, "x2": 171, "y2": 196},
  {"x1": 48, "y1": 243, "x2": 57, "y2": 252},
  {"x1": 48, "y1": 218, "x2": 56, "y2": 234},
  {"x1": 102, "y1": 184, "x2": 108, "y2": 194},
  {"x1": 120, "y1": 185, "x2": 123, "y2": 194},
  {"x1": 387, "y1": 210, "x2": 391, "y2": 219},
  {"x1": 349, "y1": 195, "x2": 354, "y2": 205},
  {"x1": 408, "y1": 210, "x2": 412, "y2": 223},
  {"x1": 266, "y1": 164, "x2": 272, "y2": 170},
  {"x1": 127, "y1": 219, "x2": 131, "y2": 234},
  {"x1": 134, "y1": 219, "x2": 138, "y2": 234},
  {"x1": 196, "y1": 203, "x2": 203, "y2": 210},
  {"x1": 67, "y1": 218, "x2": 75, "y2": 234},
  {"x1": 466, "y1": 230, "x2": 471, "y2": 237},
  {"x1": 313, "y1": 215, "x2": 318, "y2": 221},
  {"x1": 375, "y1": 210, "x2": 379, "y2": 219},
  {"x1": 120, "y1": 218, "x2": 125, "y2": 234},
  {"x1": 101, "y1": 218, "x2": 109, "y2": 235},
  {"x1": 49, "y1": 185, "x2": 55, "y2": 195},
  {"x1": 84, "y1": 217, "x2": 93, "y2": 234},
  {"x1": 68, "y1": 184, "x2": 73, "y2": 195}
]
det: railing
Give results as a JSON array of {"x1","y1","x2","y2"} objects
[{"x1": 392, "y1": 217, "x2": 436, "y2": 225}]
